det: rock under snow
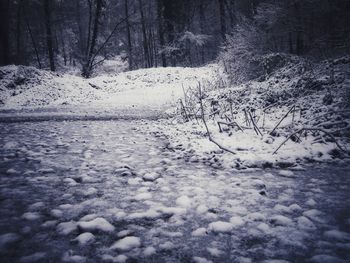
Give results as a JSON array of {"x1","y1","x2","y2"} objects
[
  {"x1": 143, "y1": 246, "x2": 156, "y2": 256},
  {"x1": 323, "y1": 230, "x2": 350, "y2": 242},
  {"x1": 78, "y1": 217, "x2": 115, "y2": 232},
  {"x1": 73, "y1": 232, "x2": 95, "y2": 246},
  {"x1": 278, "y1": 170, "x2": 296, "y2": 178},
  {"x1": 229, "y1": 216, "x2": 245, "y2": 227},
  {"x1": 196, "y1": 204, "x2": 209, "y2": 214},
  {"x1": 207, "y1": 247, "x2": 223, "y2": 257},
  {"x1": 134, "y1": 192, "x2": 152, "y2": 200},
  {"x1": 245, "y1": 212, "x2": 266, "y2": 222},
  {"x1": 193, "y1": 256, "x2": 213, "y2": 263},
  {"x1": 208, "y1": 221, "x2": 234, "y2": 233},
  {"x1": 22, "y1": 212, "x2": 41, "y2": 221},
  {"x1": 297, "y1": 216, "x2": 316, "y2": 230},
  {"x1": 62, "y1": 251, "x2": 86, "y2": 263},
  {"x1": 159, "y1": 241, "x2": 174, "y2": 250},
  {"x1": 142, "y1": 172, "x2": 160, "y2": 182},
  {"x1": 269, "y1": 215, "x2": 293, "y2": 226},
  {"x1": 0, "y1": 233, "x2": 21, "y2": 249},
  {"x1": 309, "y1": 254, "x2": 345, "y2": 263},
  {"x1": 303, "y1": 209, "x2": 325, "y2": 223},
  {"x1": 110, "y1": 236, "x2": 141, "y2": 251},
  {"x1": 57, "y1": 221, "x2": 78, "y2": 235},
  {"x1": 19, "y1": 252, "x2": 46, "y2": 263},
  {"x1": 176, "y1": 195, "x2": 192, "y2": 208},
  {"x1": 191, "y1": 228, "x2": 207, "y2": 237}
]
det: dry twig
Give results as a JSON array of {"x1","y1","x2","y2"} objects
[
  {"x1": 198, "y1": 83, "x2": 235, "y2": 155},
  {"x1": 273, "y1": 127, "x2": 347, "y2": 155}
]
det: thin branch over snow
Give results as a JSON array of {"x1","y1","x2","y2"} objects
[
  {"x1": 273, "y1": 127, "x2": 348, "y2": 155},
  {"x1": 198, "y1": 83, "x2": 236, "y2": 155}
]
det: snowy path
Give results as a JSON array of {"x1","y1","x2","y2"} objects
[{"x1": 0, "y1": 120, "x2": 350, "y2": 263}]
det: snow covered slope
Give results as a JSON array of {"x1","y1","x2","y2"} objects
[
  {"x1": 151, "y1": 55, "x2": 350, "y2": 168},
  {"x1": 0, "y1": 65, "x2": 218, "y2": 110}
]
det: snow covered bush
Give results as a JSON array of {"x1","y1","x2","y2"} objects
[
  {"x1": 179, "y1": 31, "x2": 210, "y2": 47},
  {"x1": 0, "y1": 65, "x2": 54, "y2": 95},
  {"x1": 159, "y1": 31, "x2": 210, "y2": 66},
  {"x1": 218, "y1": 20, "x2": 267, "y2": 85}
]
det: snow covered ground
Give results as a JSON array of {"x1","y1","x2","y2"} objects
[
  {"x1": 0, "y1": 60, "x2": 350, "y2": 262},
  {"x1": 0, "y1": 64, "x2": 218, "y2": 110},
  {"x1": 0, "y1": 121, "x2": 349, "y2": 263},
  {"x1": 1, "y1": 60, "x2": 349, "y2": 168}
]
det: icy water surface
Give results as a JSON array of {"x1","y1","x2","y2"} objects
[{"x1": 0, "y1": 120, "x2": 349, "y2": 263}]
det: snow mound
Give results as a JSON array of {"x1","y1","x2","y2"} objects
[
  {"x1": 309, "y1": 254, "x2": 345, "y2": 263},
  {"x1": 0, "y1": 233, "x2": 21, "y2": 249},
  {"x1": 269, "y1": 215, "x2": 293, "y2": 226},
  {"x1": 278, "y1": 170, "x2": 296, "y2": 178},
  {"x1": 134, "y1": 192, "x2": 152, "y2": 200},
  {"x1": 176, "y1": 195, "x2": 192, "y2": 208},
  {"x1": 193, "y1": 256, "x2": 213, "y2": 263},
  {"x1": 78, "y1": 217, "x2": 115, "y2": 232},
  {"x1": 57, "y1": 221, "x2": 78, "y2": 235},
  {"x1": 323, "y1": 230, "x2": 350, "y2": 242},
  {"x1": 73, "y1": 233, "x2": 95, "y2": 246},
  {"x1": 192, "y1": 227, "x2": 207, "y2": 237},
  {"x1": 208, "y1": 221, "x2": 234, "y2": 233},
  {"x1": 142, "y1": 172, "x2": 160, "y2": 182},
  {"x1": 62, "y1": 251, "x2": 86, "y2": 263},
  {"x1": 229, "y1": 216, "x2": 245, "y2": 227},
  {"x1": 19, "y1": 252, "x2": 46, "y2": 263},
  {"x1": 22, "y1": 212, "x2": 41, "y2": 221},
  {"x1": 143, "y1": 246, "x2": 156, "y2": 257},
  {"x1": 297, "y1": 216, "x2": 316, "y2": 230},
  {"x1": 110, "y1": 236, "x2": 141, "y2": 251}
]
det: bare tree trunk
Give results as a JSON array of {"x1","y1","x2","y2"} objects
[
  {"x1": 25, "y1": 19, "x2": 42, "y2": 69},
  {"x1": 151, "y1": 28, "x2": 158, "y2": 67},
  {"x1": 294, "y1": 1, "x2": 304, "y2": 55},
  {"x1": 199, "y1": 0, "x2": 205, "y2": 64},
  {"x1": 156, "y1": 0, "x2": 166, "y2": 67},
  {"x1": 148, "y1": 28, "x2": 154, "y2": 67},
  {"x1": 82, "y1": 0, "x2": 103, "y2": 78},
  {"x1": 76, "y1": 0, "x2": 85, "y2": 56},
  {"x1": 218, "y1": 0, "x2": 227, "y2": 41},
  {"x1": 288, "y1": 31, "x2": 293, "y2": 53},
  {"x1": 138, "y1": 0, "x2": 150, "y2": 68},
  {"x1": 16, "y1": 0, "x2": 23, "y2": 64},
  {"x1": 59, "y1": 25, "x2": 67, "y2": 66},
  {"x1": 124, "y1": 0, "x2": 133, "y2": 70},
  {"x1": 227, "y1": 0, "x2": 236, "y2": 29},
  {"x1": 86, "y1": 0, "x2": 93, "y2": 58},
  {"x1": 44, "y1": 0, "x2": 55, "y2": 71},
  {"x1": 0, "y1": 0, "x2": 11, "y2": 65}
]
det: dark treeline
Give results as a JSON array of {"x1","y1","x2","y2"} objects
[{"x1": 0, "y1": 0, "x2": 349, "y2": 77}]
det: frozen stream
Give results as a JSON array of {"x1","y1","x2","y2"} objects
[{"x1": 0, "y1": 120, "x2": 349, "y2": 263}]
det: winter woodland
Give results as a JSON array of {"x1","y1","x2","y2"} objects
[{"x1": 0, "y1": 0, "x2": 350, "y2": 262}]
